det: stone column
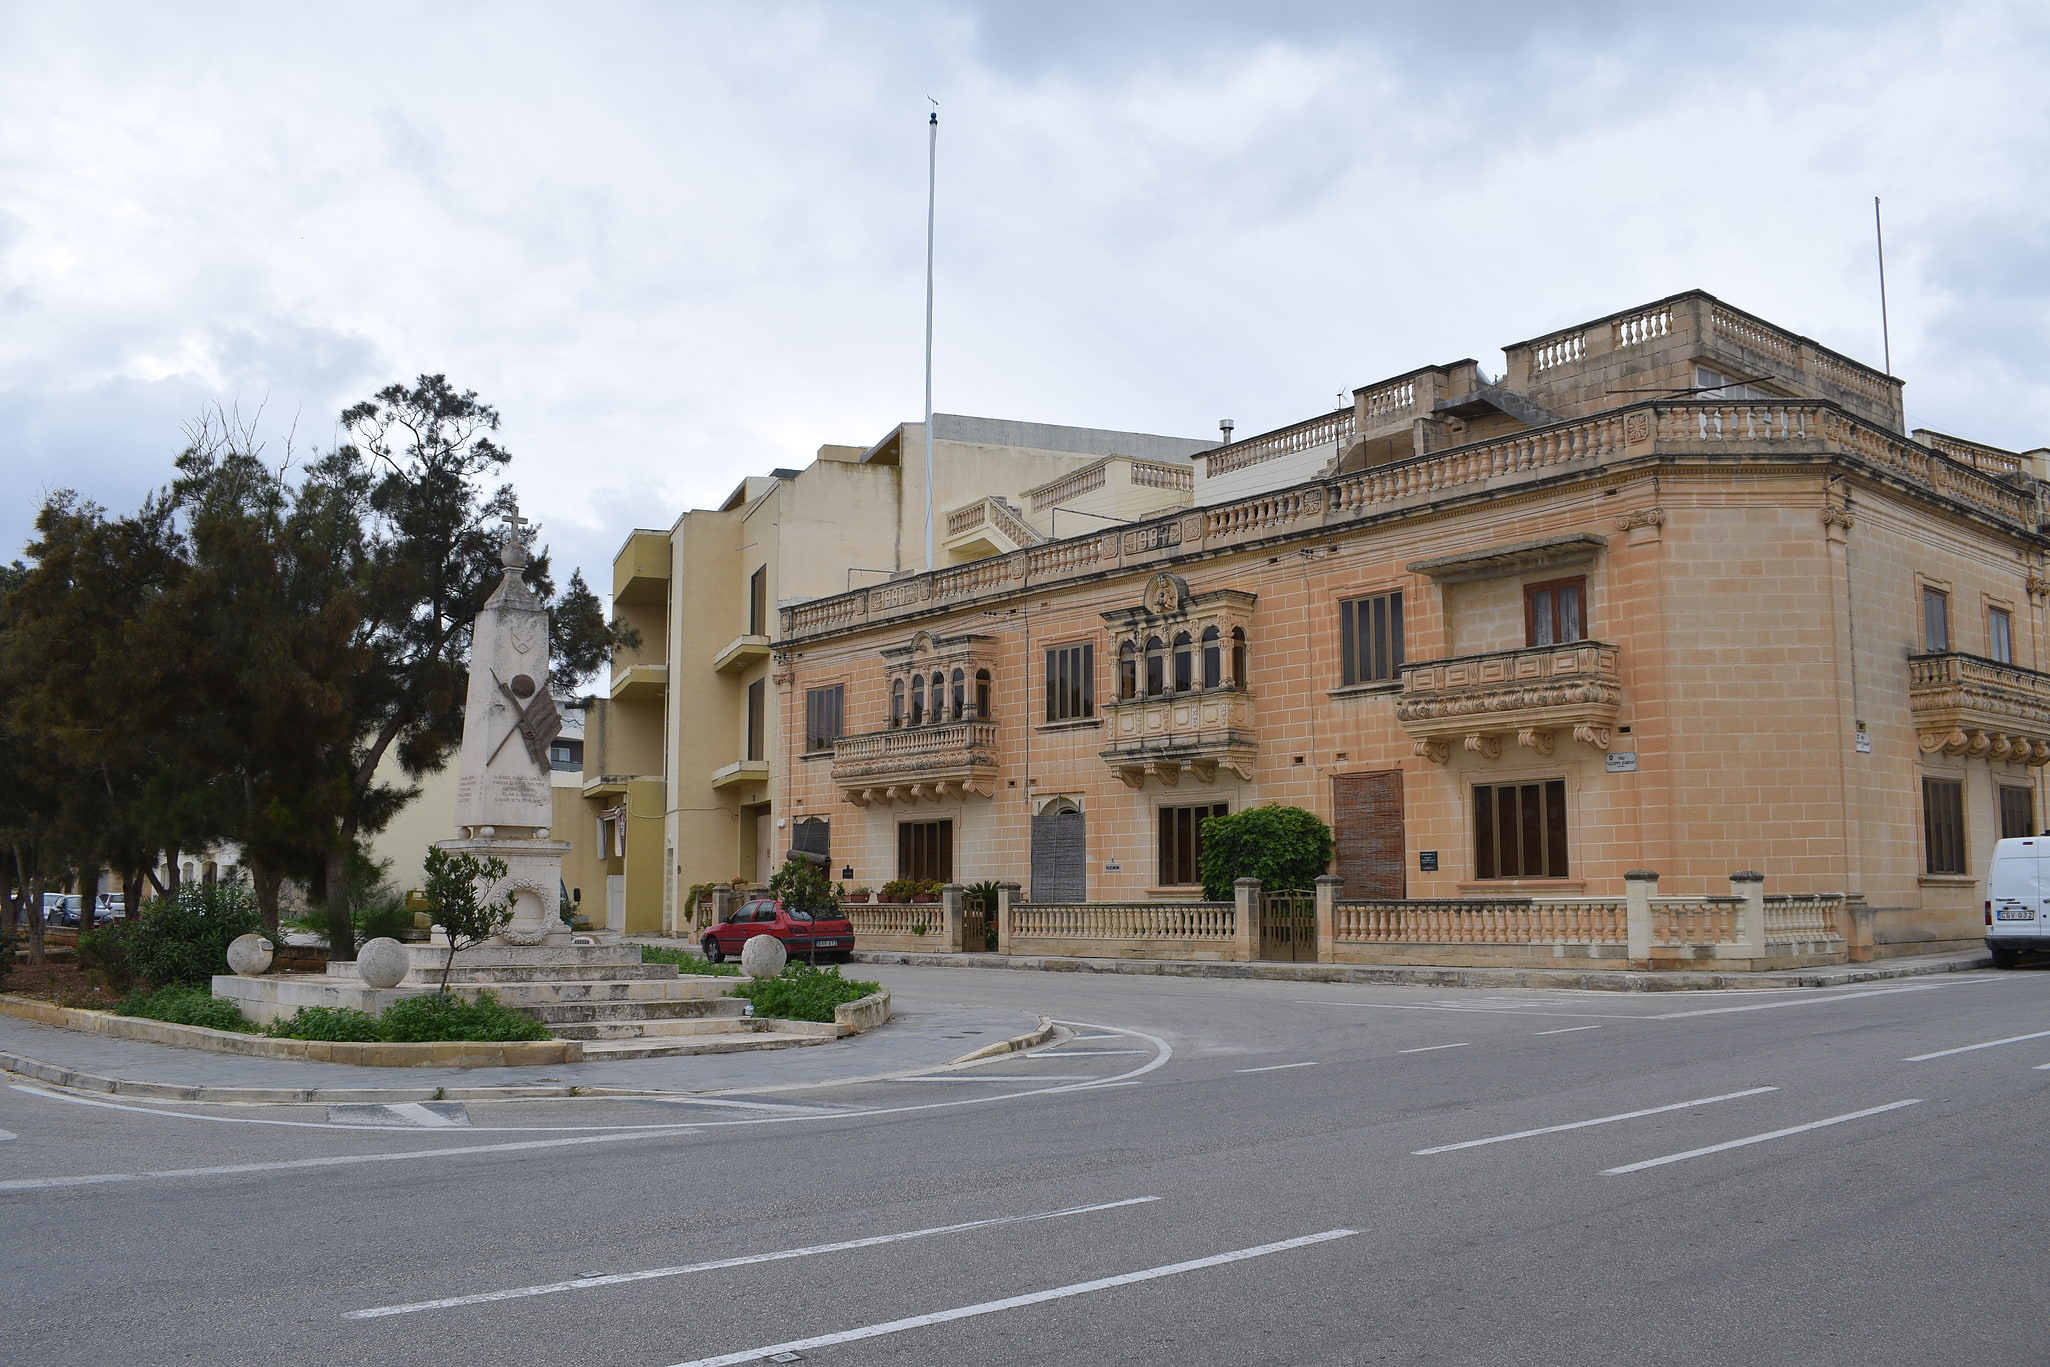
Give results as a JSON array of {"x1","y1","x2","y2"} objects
[
  {"x1": 996, "y1": 882, "x2": 1020, "y2": 956},
  {"x1": 711, "y1": 885, "x2": 735, "y2": 929},
  {"x1": 1234, "y1": 877, "x2": 1262, "y2": 962},
  {"x1": 1624, "y1": 870, "x2": 1658, "y2": 965},
  {"x1": 1729, "y1": 870, "x2": 1766, "y2": 961},
  {"x1": 1842, "y1": 894, "x2": 1874, "y2": 963},
  {"x1": 1314, "y1": 874, "x2": 1343, "y2": 965},
  {"x1": 941, "y1": 883, "x2": 965, "y2": 954}
]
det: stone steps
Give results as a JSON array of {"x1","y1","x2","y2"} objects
[
  {"x1": 521, "y1": 998, "x2": 746, "y2": 1025},
  {"x1": 461, "y1": 978, "x2": 736, "y2": 1006},
  {"x1": 548, "y1": 1015, "x2": 766, "y2": 1041}
]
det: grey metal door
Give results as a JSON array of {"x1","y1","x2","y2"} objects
[{"x1": 1032, "y1": 805, "x2": 1086, "y2": 903}]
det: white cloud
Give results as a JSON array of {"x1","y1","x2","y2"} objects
[{"x1": 2, "y1": 0, "x2": 2045, "y2": 586}]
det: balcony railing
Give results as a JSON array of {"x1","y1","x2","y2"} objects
[
  {"x1": 1395, "y1": 641, "x2": 1621, "y2": 761},
  {"x1": 781, "y1": 400, "x2": 2033, "y2": 643},
  {"x1": 1908, "y1": 653, "x2": 2050, "y2": 765},
  {"x1": 1099, "y1": 689, "x2": 1256, "y2": 788},
  {"x1": 832, "y1": 721, "x2": 999, "y2": 804}
]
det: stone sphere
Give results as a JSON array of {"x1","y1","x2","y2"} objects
[
  {"x1": 741, "y1": 934, "x2": 788, "y2": 980},
  {"x1": 225, "y1": 933, "x2": 274, "y2": 977},
  {"x1": 356, "y1": 937, "x2": 411, "y2": 988}
]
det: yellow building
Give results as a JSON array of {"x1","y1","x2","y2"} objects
[
  {"x1": 586, "y1": 414, "x2": 1216, "y2": 933},
  {"x1": 774, "y1": 292, "x2": 2050, "y2": 966}
]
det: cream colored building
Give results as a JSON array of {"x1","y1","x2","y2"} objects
[
  {"x1": 775, "y1": 292, "x2": 2050, "y2": 966},
  {"x1": 585, "y1": 414, "x2": 1215, "y2": 933}
]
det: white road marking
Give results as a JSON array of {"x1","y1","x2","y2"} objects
[
  {"x1": 657, "y1": 1229, "x2": 1360, "y2": 1367},
  {"x1": 1398, "y1": 1043, "x2": 1470, "y2": 1054},
  {"x1": 1603, "y1": 1100, "x2": 1923, "y2": 1174},
  {"x1": 1904, "y1": 1029, "x2": 2050, "y2": 1061},
  {"x1": 345, "y1": 1196, "x2": 1162, "y2": 1319},
  {"x1": 1037, "y1": 1049, "x2": 1147, "y2": 1056},
  {"x1": 0, "y1": 1129, "x2": 15, "y2": 1141},
  {"x1": 1412, "y1": 1088, "x2": 1779, "y2": 1155},
  {"x1": 1533, "y1": 1026, "x2": 1603, "y2": 1036},
  {"x1": 1651, "y1": 984, "x2": 1966, "y2": 1020},
  {"x1": 0, "y1": 1124, "x2": 680, "y2": 1192},
  {"x1": 880, "y1": 1075, "x2": 1097, "y2": 1084},
  {"x1": 1236, "y1": 1062, "x2": 1319, "y2": 1073},
  {"x1": 1298, "y1": 1001, "x2": 1634, "y2": 1020},
  {"x1": 1066, "y1": 1034, "x2": 1123, "y2": 1040},
  {"x1": 390, "y1": 1102, "x2": 468, "y2": 1127}
]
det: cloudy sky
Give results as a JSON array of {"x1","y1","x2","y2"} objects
[{"x1": 3, "y1": 1, "x2": 2046, "y2": 590}]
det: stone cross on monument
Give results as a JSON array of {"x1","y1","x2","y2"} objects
[{"x1": 437, "y1": 507, "x2": 577, "y2": 946}]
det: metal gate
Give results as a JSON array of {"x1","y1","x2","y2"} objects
[{"x1": 1258, "y1": 890, "x2": 1318, "y2": 962}]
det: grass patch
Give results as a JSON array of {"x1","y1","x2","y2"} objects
[
  {"x1": 732, "y1": 963, "x2": 881, "y2": 1024},
  {"x1": 640, "y1": 944, "x2": 741, "y2": 976},
  {"x1": 118, "y1": 984, "x2": 257, "y2": 1033}
]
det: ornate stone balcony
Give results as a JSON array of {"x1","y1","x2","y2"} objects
[
  {"x1": 1100, "y1": 690, "x2": 1257, "y2": 788},
  {"x1": 833, "y1": 721, "x2": 999, "y2": 805},
  {"x1": 1396, "y1": 642, "x2": 1620, "y2": 762},
  {"x1": 1908, "y1": 653, "x2": 2050, "y2": 765}
]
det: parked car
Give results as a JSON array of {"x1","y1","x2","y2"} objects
[
  {"x1": 701, "y1": 898, "x2": 855, "y2": 964},
  {"x1": 38, "y1": 894, "x2": 83, "y2": 928}
]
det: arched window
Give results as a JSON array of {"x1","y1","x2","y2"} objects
[
  {"x1": 1172, "y1": 632, "x2": 1193, "y2": 692},
  {"x1": 951, "y1": 668, "x2": 966, "y2": 720},
  {"x1": 910, "y1": 675, "x2": 925, "y2": 725},
  {"x1": 932, "y1": 673, "x2": 947, "y2": 721},
  {"x1": 1144, "y1": 636, "x2": 1165, "y2": 696},
  {"x1": 1201, "y1": 626, "x2": 1222, "y2": 688},
  {"x1": 891, "y1": 678, "x2": 905, "y2": 727},
  {"x1": 1230, "y1": 627, "x2": 1247, "y2": 688},
  {"x1": 975, "y1": 669, "x2": 992, "y2": 719},
  {"x1": 1118, "y1": 642, "x2": 1137, "y2": 700}
]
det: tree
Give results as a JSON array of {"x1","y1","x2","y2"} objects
[
  {"x1": 1197, "y1": 805, "x2": 1334, "y2": 900},
  {"x1": 421, "y1": 846, "x2": 513, "y2": 993}
]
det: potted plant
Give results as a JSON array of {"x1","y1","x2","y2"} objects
[
  {"x1": 879, "y1": 878, "x2": 918, "y2": 905},
  {"x1": 909, "y1": 879, "x2": 942, "y2": 904},
  {"x1": 844, "y1": 885, "x2": 872, "y2": 903}
]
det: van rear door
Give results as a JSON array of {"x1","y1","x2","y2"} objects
[{"x1": 1988, "y1": 838, "x2": 2046, "y2": 938}]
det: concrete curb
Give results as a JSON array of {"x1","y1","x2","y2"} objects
[
  {"x1": 950, "y1": 1015, "x2": 1058, "y2": 1063},
  {"x1": 849, "y1": 949, "x2": 1996, "y2": 992}
]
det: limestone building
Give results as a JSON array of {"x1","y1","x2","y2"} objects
[
  {"x1": 585, "y1": 414, "x2": 1216, "y2": 932},
  {"x1": 774, "y1": 292, "x2": 2049, "y2": 958}
]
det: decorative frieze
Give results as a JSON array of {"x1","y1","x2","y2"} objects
[
  {"x1": 832, "y1": 721, "x2": 1000, "y2": 805},
  {"x1": 1397, "y1": 642, "x2": 1622, "y2": 762}
]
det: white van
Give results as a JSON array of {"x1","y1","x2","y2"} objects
[{"x1": 1985, "y1": 836, "x2": 2050, "y2": 967}]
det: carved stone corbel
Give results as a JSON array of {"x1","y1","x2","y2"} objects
[
  {"x1": 1517, "y1": 728, "x2": 1555, "y2": 756},
  {"x1": 1463, "y1": 734, "x2": 1501, "y2": 760},
  {"x1": 1573, "y1": 724, "x2": 1612, "y2": 752},
  {"x1": 2031, "y1": 741, "x2": 2050, "y2": 767},
  {"x1": 1414, "y1": 740, "x2": 1451, "y2": 764},
  {"x1": 1116, "y1": 765, "x2": 1147, "y2": 790},
  {"x1": 1147, "y1": 760, "x2": 1181, "y2": 787},
  {"x1": 1989, "y1": 734, "x2": 2016, "y2": 762},
  {"x1": 1188, "y1": 758, "x2": 1219, "y2": 784},
  {"x1": 1965, "y1": 730, "x2": 1992, "y2": 758},
  {"x1": 1221, "y1": 759, "x2": 1256, "y2": 782}
]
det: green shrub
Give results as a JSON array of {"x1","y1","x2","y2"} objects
[
  {"x1": 733, "y1": 962, "x2": 881, "y2": 1024},
  {"x1": 378, "y1": 991, "x2": 550, "y2": 1042},
  {"x1": 76, "y1": 919, "x2": 140, "y2": 992},
  {"x1": 1197, "y1": 805, "x2": 1334, "y2": 900},
  {"x1": 119, "y1": 984, "x2": 256, "y2": 1033},
  {"x1": 879, "y1": 878, "x2": 941, "y2": 904},
  {"x1": 124, "y1": 883, "x2": 263, "y2": 988},
  {"x1": 767, "y1": 857, "x2": 841, "y2": 917},
  {"x1": 640, "y1": 945, "x2": 741, "y2": 976},
  {"x1": 264, "y1": 1006, "x2": 385, "y2": 1041}
]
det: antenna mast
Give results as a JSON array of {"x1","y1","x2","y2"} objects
[
  {"x1": 1874, "y1": 196, "x2": 1892, "y2": 375},
  {"x1": 923, "y1": 108, "x2": 939, "y2": 572}
]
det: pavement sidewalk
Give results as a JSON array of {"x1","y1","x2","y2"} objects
[
  {"x1": 0, "y1": 999, "x2": 1050, "y2": 1104},
  {"x1": 834, "y1": 946, "x2": 1994, "y2": 992}
]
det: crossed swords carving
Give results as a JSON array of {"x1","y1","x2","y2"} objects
[{"x1": 487, "y1": 669, "x2": 563, "y2": 771}]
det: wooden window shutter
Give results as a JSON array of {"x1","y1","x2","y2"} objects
[{"x1": 1334, "y1": 771, "x2": 1405, "y2": 898}]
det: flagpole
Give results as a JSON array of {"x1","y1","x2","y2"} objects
[
  {"x1": 923, "y1": 109, "x2": 939, "y2": 572},
  {"x1": 1874, "y1": 196, "x2": 1892, "y2": 375}
]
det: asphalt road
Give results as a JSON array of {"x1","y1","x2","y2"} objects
[{"x1": 5, "y1": 963, "x2": 2048, "y2": 1366}]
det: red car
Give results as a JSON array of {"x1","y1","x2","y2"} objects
[{"x1": 702, "y1": 898, "x2": 856, "y2": 964}]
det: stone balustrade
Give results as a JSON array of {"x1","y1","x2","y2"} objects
[
  {"x1": 831, "y1": 721, "x2": 999, "y2": 804},
  {"x1": 1396, "y1": 641, "x2": 1621, "y2": 762},
  {"x1": 1335, "y1": 898, "x2": 1623, "y2": 944},
  {"x1": 782, "y1": 400, "x2": 2024, "y2": 642},
  {"x1": 1099, "y1": 689, "x2": 1257, "y2": 788},
  {"x1": 1908, "y1": 652, "x2": 2050, "y2": 765},
  {"x1": 1200, "y1": 408, "x2": 1356, "y2": 478}
]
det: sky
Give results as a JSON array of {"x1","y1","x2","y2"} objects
[{"x1": 3, "y1": 1, "x2": 2047, "y2": 594}]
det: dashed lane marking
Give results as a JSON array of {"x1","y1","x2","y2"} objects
[
  {"x1": 1235, "y1": 1062, "x2": 1319, "y2": 1073},
  {"x1": 1904, "y1": 1029, "x2": 2050, "y2": 1061},
  {"x1": 1398, "y1": 1043, "x2": 1470, "y2": 1054},
  {"x1": 1603, "y1": 1100, "x2": 1923, "y2": 1174},
  {"x1": 346, "y1": 1196, "x2": 1162, "y2": 1319},
  {"x1": 1533, "y1": 1026, "x2": 1603, "y2": 1036},
  {"x1": 1412, "y1": 1088, "x2": 1778, "y2": 1155},
  {"x1": 657, "y1": 1229, "x2": 1360, "y2": 1367}
]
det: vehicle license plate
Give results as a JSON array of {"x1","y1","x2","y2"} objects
[
  {"x1": 1996, "y1": 907, "x2": 2035, "y2": 921},
  {"x1": 817, "y1": 939, "x2": 842, "y2": 946}
]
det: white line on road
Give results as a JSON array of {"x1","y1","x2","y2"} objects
[
  {"x1": 1037, "y1": 1049, "x2": 1147, "y2": 1056},
  {"x1": 1651, "y1": 984, "x2": 1966, "y2": 1020},
  {"x1": 1398, "y1": 1043, "x2": 1470, "y2": 1054},
  {"x1": 346, "y1": 1196, "x2": 1163, "y2": 1319},
  {"x1": 0, "y1": 1120, "x2": 680, "y2": 1191},
  {"x1": 1412, "y1": 1087, "x2": 1779, "y2": 1155},
  {"x1": 1905, "y1": 1029, "x2": 2050, "y2": 1061},
  {"x1": 1533, "y1": 1026, "x2": 1603, "y2": 1036},
  {"x1": 1603, "y1": 1100, "x2": 1923, "y2": 1174},
  {"x1": 881, "y1": 1075, "x2": 1098, "y2": 1084},
  {"x1": 657, "y1": 1229, "x2": 1360, "y2": 1367},
  {"x1": 1236, "y1": 1062, "x2": 1319, "y2": 1073},
  {"x1": 0, "y1": 1129, "x2": 14, "y2": 1141}
]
